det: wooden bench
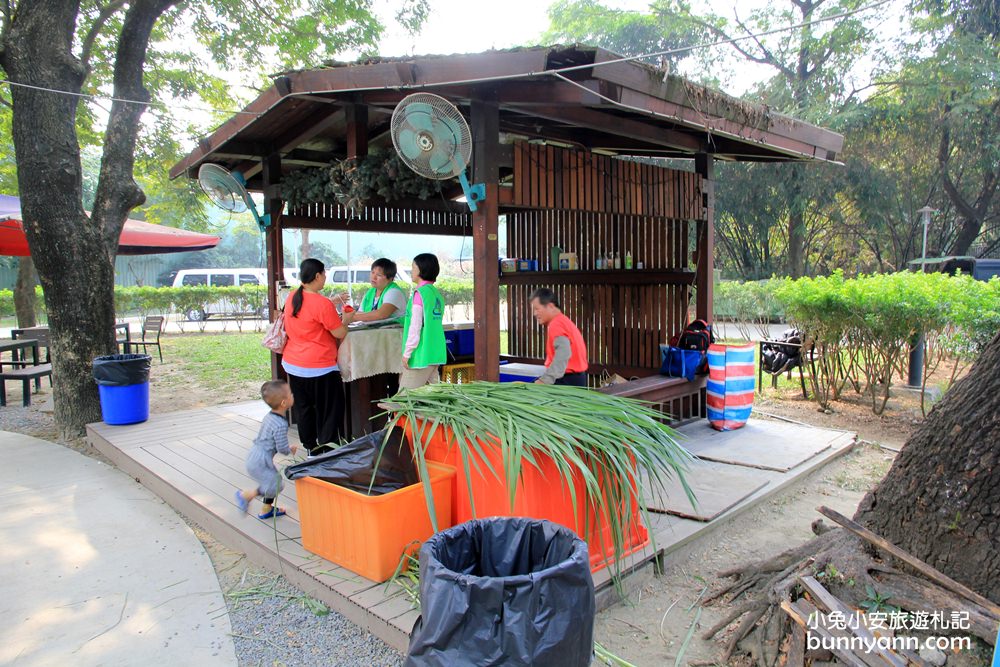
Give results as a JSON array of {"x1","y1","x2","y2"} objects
[
  {"x1": 0, "y1": 363, "x2": 52, "y2": 407},
  {"x1": 599, "y1": 374, "x2": 707, "y2": 425}
]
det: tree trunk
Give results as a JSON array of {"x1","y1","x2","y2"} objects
[
  {"x1": 855, "y1": 329, "x2": 1000, "y2": 603},
  {"x1": 14, "y1": 256, "x2": 37, "y2": 328},
  {"x1": 1, "y1": 0, "x2": 174, "y2": 437}
]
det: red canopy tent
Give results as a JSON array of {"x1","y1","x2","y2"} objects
[{"x1": 0, "y1": 195, "x2": 220, "y2": 255}]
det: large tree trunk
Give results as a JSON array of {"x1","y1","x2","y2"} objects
[
  {"x1": 1, "y1": 0, "x2": 174, "y2": 437},
  {"x1": 855, "y1": 329, "x2": 1000, "y2": 603},
  {"x1": 14, "y1": 256, "x2": 37, "y2": 328}
]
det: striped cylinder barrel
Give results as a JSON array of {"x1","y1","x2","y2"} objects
[{"x1": 706, "y1": 343, "x2": 756, "y2": 431}]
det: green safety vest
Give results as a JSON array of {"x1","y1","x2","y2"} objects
[
  {"x1": 360, "y1": 282, "x2": 403, "y2": 316},
  {"x1": 402, "y1": 283, "x2": 446, "y2": 368}
]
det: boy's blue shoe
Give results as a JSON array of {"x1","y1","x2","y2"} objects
[
  {"x1": 234, "y1": 491, "x2": 249, "y2": 513},
  {"x1": 258, "y1": 507, "x2": 286, "y2": 520}
]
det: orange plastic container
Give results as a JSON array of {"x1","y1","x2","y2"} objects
[
  {"x1": 399, "y1": 417, "x2": 649, "y2": 572},
  {"x1": 295, "y1": 461, "x2": 455, "y2": 582}
]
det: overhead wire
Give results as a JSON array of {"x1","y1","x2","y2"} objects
[{"x1": 0, "y1": 0, "x2": 899, "y2": 130}]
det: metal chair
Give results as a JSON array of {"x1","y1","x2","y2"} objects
[{"x1": 130, "y1": 316, "x2": 164, "y2": 362}]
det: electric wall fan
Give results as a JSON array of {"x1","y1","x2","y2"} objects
[
  {"x1": 198, "y1": 163, "x2": 271, "y2": 230},
  {"x1": 390, "y1": 93, "x2": 486, "y2": 212}
]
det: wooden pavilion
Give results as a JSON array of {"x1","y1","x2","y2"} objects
[{"x1": 172, "y1": 45, "x2": 843, "y2": 423}]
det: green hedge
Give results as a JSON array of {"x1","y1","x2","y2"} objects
[
  {"x1": 0, "y1": 286, "x2": 47, "y2": 320},
  {"x1": 774, "y1": 271, "x2": 999, "y2": 413},
  {"x1": 3, "y1": 280, "x2": 488, "y2": 322}
]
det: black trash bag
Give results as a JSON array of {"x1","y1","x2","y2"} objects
[
  {"x1": 284, "y1": 427, "x2": 418, "y2": 495},
  {"x1": 92, "y1": 354, "x2": 152, "y2": 386},
  {"x1": 406, "y1": 517, "x2": 595, "y2": 667}
]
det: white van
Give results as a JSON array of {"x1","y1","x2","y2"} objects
[
  {"x1": 326, "y1": 265, "x2": 411, "y2": 284},
  {"x1": 172, "y1": 268, "x2": 299, "y2": 321}
]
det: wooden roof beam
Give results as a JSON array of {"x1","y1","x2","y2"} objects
[
  {"x1": 507, "y1": 104, "x2": 705, "y2": 153},
  {"x1": 589, "y1": 48, "x2": 843, "y2": 158}
]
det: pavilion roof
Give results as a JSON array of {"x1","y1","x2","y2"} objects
[{"x1": 171, "y1": 44, "x2": 844, "y2": 189}]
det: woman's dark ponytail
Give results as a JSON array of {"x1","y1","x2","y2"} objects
[
  {"x1": 292, "y1": 258, "x2": 325, "y2": 318},
  {"x1": 291, "y1": 285, "x2": 305, "y2": 318}
]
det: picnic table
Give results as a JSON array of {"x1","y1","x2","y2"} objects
[{"x1": 0, "y1": 337, "x2": 49, "y2": 406}]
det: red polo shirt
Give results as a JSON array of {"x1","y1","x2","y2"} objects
[{"x1": 544, "y1": 313, "x2": 588, "y2": 373}]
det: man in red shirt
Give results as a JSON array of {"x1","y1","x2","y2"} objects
[{"x1": 529, "y1": 288, "x2": 589, "y2": 387}]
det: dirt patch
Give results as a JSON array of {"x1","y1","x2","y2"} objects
[
  {"x1": 593, "y1": 442, "x2": 898, "y2": 665},
  {"x1": 149, "y1": 357, "x2": 262, "y2": 414}
]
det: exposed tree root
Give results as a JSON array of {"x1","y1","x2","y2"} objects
[{"x1": 700, "y1": 528, "x2": 997, "y2": 666}]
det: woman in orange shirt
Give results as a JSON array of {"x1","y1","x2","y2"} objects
[{"x1": 282, "y1": 258, "x2": 348, "y2": 456}]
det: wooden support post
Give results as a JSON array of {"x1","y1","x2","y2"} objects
[
  {"x1": 345, "y1": 103, "x2": 368, "y2": 158},
  {"x1": 471, "y1": 95, "x2": 500, "y2": 381},
  {"x1": 262, "y1": 153, "x2": 284, "y2": 380},
  {"x1": 695, "y1": 153, "x2": 714, "y2": 323}
]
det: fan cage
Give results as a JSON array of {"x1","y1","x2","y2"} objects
[
  {"x1": 198, "y1": 164, "x2": 249, "y2": 213},
  {"x1": 390, "y1": 93, "x2": 472, "y2": 180}
]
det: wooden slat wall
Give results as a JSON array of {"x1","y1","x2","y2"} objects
[
  {"x1": 506, "y1": 278, "x2": 690, "y2": 374},
  {"x1": 284, "y1": 202, "x2": 471, "y2": 234},
  {"x1": 510, "y1": 143, "x2": 703, "y2": 218},
  {"x1": 506, "y1": 142, "x2": 704, "y2": 375}
]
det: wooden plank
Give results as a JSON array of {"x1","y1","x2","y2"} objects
[
  {"x1": 644, "y1": 461, "x2": 768, "y2": 522},
  {"x1": 513, "y1": 141, "x2": 523, "y2": 205},
  {"x1": 787, "y1": 623, "x2": 806, "y2": 667},
  {"x1": 798, "y1": 575, "x2": 908, "y2": 667},
  {"x1": 782, "y1": 599, "x2": 870, "y2": 667},
  {"x1": 684, "y1": 423, "x2": 833, "y2": 473},
  {"x1": 472, "y1": 98, "x2": 501, "y2": 381},
  {"x1": 817, "y1": 506, "x2": 1000, "y2": 619},
  {"x1": 499, "y1": 269, "x2": 695, "y2": 286}
]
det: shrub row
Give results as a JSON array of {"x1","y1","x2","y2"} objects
[{"x1": 0, "y1": 281, "x2": 486, "y2": 322}]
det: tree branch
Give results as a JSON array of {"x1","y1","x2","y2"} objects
[
  {"x1": 91, "y1": 0, "x2": 178, "y2": 250},
  {"x1": 81, "y1": 0, "x2": 129, "y2": 71},
  {"x1": 1, "y1": 0, "x2": 12, "y2": 38},
  {"x1": 732, "y1": 11, "x2": 795, "y2": 79}
]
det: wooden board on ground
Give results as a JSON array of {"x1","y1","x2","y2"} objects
[
  {"x1": 679, "y1": 418, "x2": 841, "y2": 472},
  {"x1": 643, "y1": 460, "x2": 768, "y2": 521}
]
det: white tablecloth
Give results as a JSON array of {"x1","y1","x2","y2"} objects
[{"x1": 339, "y1": 326, "x2": 403, "y2": 382}]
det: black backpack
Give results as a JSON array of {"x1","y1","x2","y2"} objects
[{"x1": 672, "y1": 319, "x2": 715, "y2": 352}]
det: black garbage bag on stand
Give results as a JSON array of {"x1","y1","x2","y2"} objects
[
  {"x1": 284, "y1": 427, "x2": 418, "y2": 495},
  {"x1": 406, "y1": 517, "x2": 595, "y2": 667}
]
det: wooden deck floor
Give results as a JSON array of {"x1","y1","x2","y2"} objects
[{"x1": 87, "y1": 403, "x2": 855, "y2": 653}]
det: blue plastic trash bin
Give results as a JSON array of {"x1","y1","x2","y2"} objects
[{"x1": 92, "y1": 353, "x2": 152, "y2": 425}]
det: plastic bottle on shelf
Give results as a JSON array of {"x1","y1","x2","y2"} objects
[
  {"x1": 614, "y1": 252, "x2": 621, "y2": 269},
  {"x1": 636, "y1": 259, "x2": 644, "y2": 270},
  {"x1": 596, "y1": 252, "x2": 604, "y2": 270},
  {"x1": 606, "y1": 252, "x2": 613, "y2": 269},
  {"x1": 625, "y1": 251, "x2": 633, "y2": 270}
]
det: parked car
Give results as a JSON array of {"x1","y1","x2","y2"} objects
[
  {"x1": 326, "y1": 265, "x2": 411, "y2": 284},
  {"x1": 172, "y1": 268, "x2": 298, "y2": 321}
]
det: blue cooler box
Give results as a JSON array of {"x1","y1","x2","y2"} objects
[
  {"x1": 498, "y1": 363, "x2": 547, "y2": 382},
  {"x1": 444, "y1": 326, "x2": 474, "y2": 357}
]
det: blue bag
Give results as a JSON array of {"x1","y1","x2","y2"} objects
[{"x1": 660, "y1": 345, "x2": 705, "y2": 382}]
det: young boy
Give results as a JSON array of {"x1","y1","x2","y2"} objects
[{"x1": 235, "y1": 380, "x2": 298, "y2": 519}]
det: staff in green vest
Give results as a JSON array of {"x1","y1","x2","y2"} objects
[
  {"x1": 401, "y1": 253, "x2": 447, "y2": 389},
  {"x1": 341, "y1": 258, "x2": 407, "y2": 325}
]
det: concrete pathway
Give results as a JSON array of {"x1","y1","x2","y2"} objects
[{"x1": 0, "y1": 432, "x2": 236, "y2": 666}]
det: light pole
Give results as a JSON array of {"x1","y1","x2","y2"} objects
[
  {"x1": 909, "y1": 206, "x2": 936, "y2": 387},
  {"x1": 917, "y1": 205, "x2": 935, "y2": 271}
]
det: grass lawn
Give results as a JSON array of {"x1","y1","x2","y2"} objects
[{"x1": 161, "y1": 332, "x2": 269, "y2": 389}]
